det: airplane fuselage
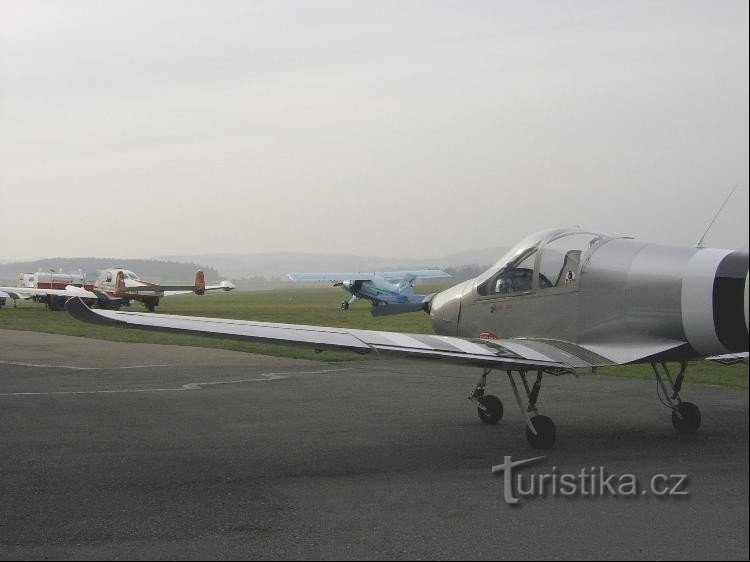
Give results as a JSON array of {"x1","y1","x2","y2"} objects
[
  {"x1": 343, "y1": 276, "x2": 418, "y2": 306},
  {"x1": 430, "y1": 229, "x2": 749, "y2": 362}
]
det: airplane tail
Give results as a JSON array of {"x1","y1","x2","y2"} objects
[
  {"x1": 194, "y1": 271, "x2": 206, "y2": 295},
  {"x1": 397, "y1": 274, "x2": 418, "y2": 296},
  {"x1": 115, "y1": 270, "x2": 126, "y2": 297}
]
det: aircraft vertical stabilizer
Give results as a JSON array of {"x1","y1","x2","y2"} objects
[
  {"x1": 397, "y1": 274, "x2": 418, "y2": 296},
  {"x1": 115, "y1": 270, "x2": 126, "y2": 297},
  {"x1": 194, "y1": 271, "x2": 206, "y2": 295}
]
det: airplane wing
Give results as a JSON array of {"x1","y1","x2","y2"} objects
[
  {"x1": 0, "y1": 289, "x2": 30, "y2": 300},
  {"x1": 162, "y1": 282, "x2": 235, "y2": 297},
  {"x1": 287, "y1": 270, "x2": 452, "y2": 282},
  {"x1": 288, "y1": 273, "x2": 376, "y2": 282},
  {"x1": 0, "y1": 285, "x2": 97, "y2": 300},
  {"x1": 122, "y1": 269, "x2": 235, "y2": 296},
  {"x1": 65, "y1": 297, "x2": 616, "y2": 372},
  {"x1": 379, "y1": 270, "x2": 452, "y2": 281},
  {"x1": 133, "y1": 282, "x2": 235, "y2": 296}
]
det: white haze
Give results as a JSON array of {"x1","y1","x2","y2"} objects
[{"x1": 0, "y1": 0, "x2": 747, "y2": 262}]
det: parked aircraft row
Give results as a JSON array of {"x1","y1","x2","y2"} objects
[
  {"x1": 65, "y1": 227, "x2": 749, "y2": 449},
  {"x1": 0, "y1": 268, "x2": 235, "y2": 311}
]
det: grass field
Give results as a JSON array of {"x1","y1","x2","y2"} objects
[{"x1": 1, "y1": 288, "x2": 747, "y2": 389}]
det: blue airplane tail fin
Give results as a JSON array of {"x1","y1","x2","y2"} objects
[{"x1": 397, "y1": 274, "x2": 418, "y2": 296}]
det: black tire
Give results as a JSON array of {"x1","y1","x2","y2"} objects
[
  {"x1": 525, "y1": 415, "x2": 556, "y2": 449},
  {"x1": 477, "y1": 395, "x2": 503, "y2": 424},
  {"x1": 341, "y1": 301, "x2": 349, "y2": 310},
  {"x1": 672, "y1": 402, "x2": 701, "y2": 434}
]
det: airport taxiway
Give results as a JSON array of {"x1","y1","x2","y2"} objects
[{"x1": 1, "y1": 329, "x2": 748, "y2": 560}]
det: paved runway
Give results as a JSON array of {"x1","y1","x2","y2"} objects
[{"x1": 1, "y1": 329, "x2": 748, "y2": 560}]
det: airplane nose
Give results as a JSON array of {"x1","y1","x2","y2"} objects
[{"x1": 429, "y1": 282, "x2": 468, "y2": 336}]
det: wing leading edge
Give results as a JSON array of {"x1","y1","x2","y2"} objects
[
  {"x1": 288, "y1": 270, "x2": 451, "y2": 282},
  {"x1": 64, "y1": 297, "x2": 608, "y2": 372},
  {"x1": 0, "y1": 285, "x2": 97, "y2": 300}
]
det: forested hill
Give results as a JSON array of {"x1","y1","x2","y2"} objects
[{"x1": 0, "y1": 258, "x2": 222, "y2": 285}]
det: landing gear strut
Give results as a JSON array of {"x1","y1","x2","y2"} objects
[
  {"x1": 341, "y1": 295, "x2": 358, "y2": 311},
  {"x1": 652, "y1": 362, "x2": 701, "y2": 434},
  {"x1": 507, "y1": 370, "x2": 556, "y2": 449},
  {"x1": 469, "y1": 368, "x2": 557, "y2": 449},
  {"x1": 469, "y1": 369, "x2": 504, "y2": 424}
]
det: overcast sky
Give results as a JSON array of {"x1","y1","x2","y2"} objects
[{"x1": 0, "y1": 0, "x2": 747, "y2": 261}]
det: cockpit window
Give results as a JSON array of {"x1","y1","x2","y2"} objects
[
  {"x1": 537, "y1": 232, "x2": 603, "y2": 289},
  {"x1": 477, "y1": 248, "x2": 540, "y2": 296},
  {"x1": 475, "y1": 228, "x2": 622, "y2": 298}
]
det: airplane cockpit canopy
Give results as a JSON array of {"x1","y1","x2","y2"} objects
[
  {"x1": 98, "y1": 269, "x2": 141, "y2": 285},
  {"x1": 476, "y1": 228, "x2": 627, "y2": 297}
]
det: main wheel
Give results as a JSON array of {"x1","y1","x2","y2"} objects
[
  {"x1": 477, "y1": 394, "x2": 503, "y2": 424},
  {"x1": 672, "y1": 402, "x2": 701, "y2": 434},
  {"x1": 341, "y1": 301, "x2": 349, "y2": 310},
  {"x1": 525, "y1": 415, "x2": 556, "y2": 449}
]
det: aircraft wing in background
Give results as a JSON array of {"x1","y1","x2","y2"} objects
[
  {"x1": 0, "y1": 285, "x2": 97, "y2": 300},
  {"x1": 133, "y1": 282, "x2": 236, "y2": 296},
  {"x1": 288, "y1": 270, "x2": 451, "y2": 282},
  {"x1": 162, "y1": 281, "x2": 236, "y2": 296}
]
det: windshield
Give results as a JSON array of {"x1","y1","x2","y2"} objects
[{"x1": 476, "y1": 228, "x2": 624, "y2": 297}]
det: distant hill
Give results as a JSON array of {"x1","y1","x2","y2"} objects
[
  {"x1": 0, "y1": 247, "x2": 508, "y2": 287},
  {"x1": 152, "y1": 247, "x2": 507, "y2": 280},
  {"x1": 0, "y1": 258, "x2": 222, "y2": 286}
]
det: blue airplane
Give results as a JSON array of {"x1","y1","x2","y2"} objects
[{"x1": 287, "y1": 270, "x2": 452, "y2": 315}]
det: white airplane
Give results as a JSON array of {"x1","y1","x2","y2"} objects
[
  {"x1": 66, "y1": 227, "x2": 748, "y2": 449},
  {"x1": 92, "y1": 269, "x2": 235, "y2": 312}
]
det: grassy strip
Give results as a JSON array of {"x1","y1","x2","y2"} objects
[
  {"x1": 593, "y1": 361, "x2": 748, "y2": 390},
  {"x1": 1, "y1": 289, "x2": 746, "y2": 389}
]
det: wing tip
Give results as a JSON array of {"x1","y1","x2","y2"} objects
[{"x1": 65, "y1": 297, "x2": 123, "y2": 327}]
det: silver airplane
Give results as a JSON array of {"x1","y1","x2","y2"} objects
[{"x1": 65, "y1": 227, "x2": 749, "y2": 449}]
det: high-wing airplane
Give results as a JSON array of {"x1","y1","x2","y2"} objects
[
  {"x1": 66, "y1": 228, "x2": 748, "y2": 449},
  {"x1": 92, "y1": 269, "x2": 235, "y2": 312},
  {"x1": 287, "y1": 270, "x2": 452, "y2": 314}
]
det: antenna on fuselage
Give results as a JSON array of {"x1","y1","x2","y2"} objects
[{"x1": 696, "y1": 184, "x2": 738, "y2": 248}]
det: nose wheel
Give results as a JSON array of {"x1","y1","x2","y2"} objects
[
  {"x1": 469, "y1": 369, "x2": 504, "y2": 425},
  {"x1": 477, "y1": 394, "x2": 504, "y2": 424}
]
